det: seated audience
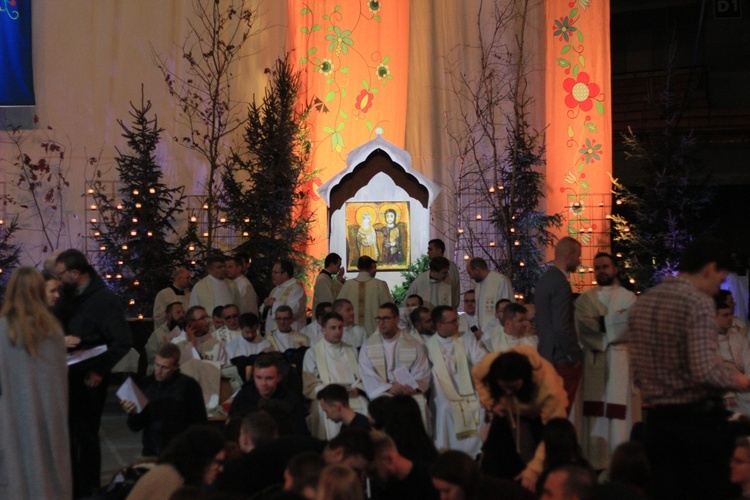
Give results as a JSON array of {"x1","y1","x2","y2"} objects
[
  {"x1": 212, "y1": 303, "x2": 242, "y2": 346},
  {"x1": 731, "y1": 437, "x2": 750, "y2": 498},
  {"x1": 430, "y1": 450, "x2": 534, "y2": 500},
  {"x1": 333, "y1": 298, "x2": 367, "y2": 349},
  {"x1": 301, "y1": 301, "x2": 332, "y2": 347},
  {"x1": 225, "y1": 312, "x2": 271, "y2": 360},
  {"x1": 381, "y1": 394, "x2": 438, "y2": 463},
  {"x1": 605, "y1": 441, "x2": 651, "y2": 497},
  {"x1": 316, "y1": 464, "x2": 365, "y2": 500},
  {"x1": 322, "y1": 428, "x2": 375, "y2": 489},
  {"x1": 126, "y1": 426, "x2": 225, "y2": 499},
  {"x1": 369, "y1": 430, "x2": 438, "y2": 500},
  {"x1": 538, "y1": 464, "x2": 596, "y2": 500},
  {"x1": 536, "y1": 418, "x2": 591, "y2": 493},
  {"x1": 285, "y1": 452, "x2": 325, "y2": 500}
]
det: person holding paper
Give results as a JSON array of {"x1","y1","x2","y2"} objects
[
  {"x1": 427, "y1": 306, "x2": 487, "y2": 458},
  {"x1": 359, "y1": 302, "x2": 430, "y2": 427},
  {"x1": 54, "y1": 249, "x2": 131, "y2": 497},
  {"x1": 120, "y1": 343, "x2": 207, "y2": 457}
]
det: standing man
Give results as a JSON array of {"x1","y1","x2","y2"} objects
[
  {"x1": 406, "y1": 256, "x2": 454, "y2": 310},
  {"x1": 54, "y1": 249, "x2": 132, "y2": 497},
  {"x1": 338, "y1": 256, "x2": 393, "y2": 335},
  {"x1": 120, "y1": 343, "x2": 207, "y2": 457},
  {"x1": 628, "y1": 237, "x2": 750, "y2": 499},
  {"x1": 574, "y1": 252, "x2": 639, "y2": 470},
  {"x1": 153, "y1": 266, "x2": 191, "y2": 328},
  {"x1": 426, "y1": 306, "x2": 487, "y2": 457},
  {"x1": 314, "y1": 252, "x2": 345, "y2": 312},
  {"x1": 428, "y1": 238, "x2": 461, "y2": 308},
  {"x1": 189, "y1": 255, "x2": 241, "y2": 315},
  {"x1": 226, "y1": 255, "x2": 259, "y2": 316},
  {"x1": 534, "y1": 237, "x2": 583, "y2": 412},
  {"x1": 466, "y1": 257, "x2": 514, "y2": 332},
  {"x1": 261, "y1": 259, "x2": 307, "y2": 335}
]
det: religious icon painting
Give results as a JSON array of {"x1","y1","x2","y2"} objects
[{"x1": 345, "y1": 201, "x2": 410, "y2": 271}]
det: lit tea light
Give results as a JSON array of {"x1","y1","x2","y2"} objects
[
  {"x1": 149, "y1": 188, "x2": 156, "y2": 194},
  {"x1": 476, "y1": 214, "x2": 482, "y2": 220},
  {"x1": 133, "y1": 189, "x2": 140, "y2": 195}
]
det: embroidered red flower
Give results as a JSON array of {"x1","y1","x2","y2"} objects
[
  {"x1": 355, "y1": 89, "x2": 374, "y2": 113},
  {"x1": 563, "y1": 72, "x2": 600, "y2": 112}
]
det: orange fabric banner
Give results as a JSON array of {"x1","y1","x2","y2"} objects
[
  {"x1": 288, "y1": 1, "x2": 410, "y2": 262},
  {"x1": 545, "y1": 0, "x2": 611, "y2": 269}
]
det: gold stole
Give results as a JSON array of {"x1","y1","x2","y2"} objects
[
  {"x1": 427, "y1": 335, "x2": 480, "y2": 440},
  {"x1": 315, "y1": 341, "x2": 365, "y2": 412},
  {"x1": 366, "y1": 331, "x2": 418, "y2": 382}
]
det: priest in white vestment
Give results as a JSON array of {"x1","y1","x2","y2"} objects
[
  {"x1": 266, "y1": 305, "x2": 309, "y2": 352},
  {"x1": 145, "y1": 302, "x2": 185, "y2": 375},
  {"x1": 338, "y1": 256, "x2": 392, "y2": 335},
  {"x1": 303, "y1": 311, "x2": 368, "y2": 439},
  {"x1": 427, "y1": 306, "x2": 487, "y2": 457},
  {"x1": 406, "y1": 257, "x2": 454, "y2": 310},
  {"x1": 715, "y1": 292, "x2": 750, "y2": 418},
  {"x1": 313, "y1": 253, "x2": 345, "y2": 312},
  {"x1": 211, "y1": 304, "x2": 242, "y2": 346},
  {"x1": 466, "y1": 257, "x2": 514, "y2": 331},
  {"x1": 152, "y1": 267, "x2": 191, "y2": 329},
  {"x1": 428, "y1": 238, "x2": 461, "y2": 308},
  {"x1": 226, "y1": 256, "x2": 259, "y2": 316},
  {"x1": 359, "y1": 303, "x2": 431, "y2": 426},
  {"x1": 575, "y1": 253, "x2": 640, "y2": 470},
  {"x1": 260, "y1": 260, "x2": 307, "y2": 335},
  {"x1": 225, "y1": 313, "x2": 271, "y2": 359},
  {"x1": 189, "y1": 256, "x2": 241, "y2": 317},
  {"x1": 486, "y1": 303, "x2": 538, "y2": 353},
  {"x1": 458, "y1": 290, "x2": 480, "y2": 335},
  {"x1": 301, "y1": 302, "x2": 333, "y2": 347},
  {"x1": 333, "y1": 298, "x2": 367, "y2": 349}
]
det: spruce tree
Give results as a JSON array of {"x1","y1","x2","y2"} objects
[
  {"x1": 222, "y1": 55, "x2": 314, "y2": 297},
  {"x1": 92, "y1": 89, "x2": 188, "y2": 318},
  {"x1": 0, "y1": 217, "x2": 21, "y2": 296}
]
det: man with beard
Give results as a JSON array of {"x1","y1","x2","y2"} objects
[
  {"x1": 145, "y1": 301, "x2": 186, "y2": 375},
  {"x1": 120, "y1": 343, "x2": 207, "y2": 456},
  {"x1": 54, "y1": 249, "x2": 131, "y2": 497},
  {"x1": 369, "y1": 430, "x2": 438, "y2": 500},
  {"x1": 534, "y1": 236, "x2": 584, "y2": 412},
  {"x1": 575, "y1": 252, "x2": 640, "y2": 471},
  {"x1": 406, "y1": 256, "x2": 454, "y2": 310}
]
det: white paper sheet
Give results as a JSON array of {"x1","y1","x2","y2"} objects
[{"x1": 116, "y1": 376, "x2": 149, "y2": 413}]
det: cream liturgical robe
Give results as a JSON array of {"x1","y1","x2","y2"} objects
[
  {"x1": 212, "y1": 326, "x2": 241, "y2": 346},
  {"x1": 338, "y1": 272, "x2": 393, "y2": 335},
  {"x1": 474, "y1": 271, "x2": 514, "y2": 331},
  {"x1": 303, "y1": 340, "x2": 367, "y2": 440},
  {"x1": 427, "y1": 332, "x2": 487, "y2": 457},
  {"x1": 406, "y1": 271, "x2": 454, "y2": 310},
  {"x1": 575, "y1": 284, "x2": 640, "y2": 470},
  {"x1": 267, "y1": 330, "x2": 309, "y2": 352},
  {"x1": 359, "y1": 331, "x2": 431, "y2": 426},
  {"x1": 225, "y1": 336, "x2": 271, "y2": 360},
  {"x1": 458, "y1": 313, "x2": 478, "y2": 334},
  {"x1": 342, "y1": 325, "x2": 367, "y2": 349},
  {"x1": 261, "y1": 278, "x2": 307, "y2": 335},
  {"x1": 234, "y1": 275, "x2": 259, "y2": 316}
]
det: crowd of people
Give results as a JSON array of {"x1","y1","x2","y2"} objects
[{"x1": 3, "y1": 236, "x2": 750, "y2": 499}]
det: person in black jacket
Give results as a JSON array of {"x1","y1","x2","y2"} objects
[
  {"x1": 54, "y1": 249, "x2": 132, "y2": 497},
  {"x1": 229, "y1": 354, "x2": 309, "y2": 436},
  {"x1": 120, "y1": 343, "x2": 207, "y2": 456}
]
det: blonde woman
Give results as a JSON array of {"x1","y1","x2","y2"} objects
[{"x1": 0, "y1": 267, "x2": 71, "y2": 499}]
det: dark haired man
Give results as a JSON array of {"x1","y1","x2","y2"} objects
[
  {"x1": 189, "y1": 254, "x2": 241, "y2": 315},
  {"x1": 428, "y1": 238, "x2": 462, "y2": 308},
  {"x1": 407, "y1": 256, "x2": 455, "y2": 310},
  {"x1": 54, "y1": 249, "x2": 132, "y2": 496},
  {"x1": 314, "y1": 252, "x2": 346, "y2": 312},
  {"x1": 338, "y1": 255, "x2": 393, "y2": 334},
  {"x1": 144, "y1": 301, "x2": 186, "y2": 375},
  {"x1": 261, "y1": 259, "x2": 307, "y2": 335},
  {"x1": 152, "y1": 267, "x2": 191, "y2": 328},
  {"x1": 316, "y1": 383, "x2": 372, "y2": 432},
  {"x1": 466, "y1": 257, "x2": 514, "y2": 332},
  {"x1": 575, "y1": 252, "x2": 639, "y2": 471},
  {"x1": 629, "y1": 236, "x2": 750, "y2": 499},
  {"x1": 226, "y1": 254, "x2": 259, "y2": 316}
]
